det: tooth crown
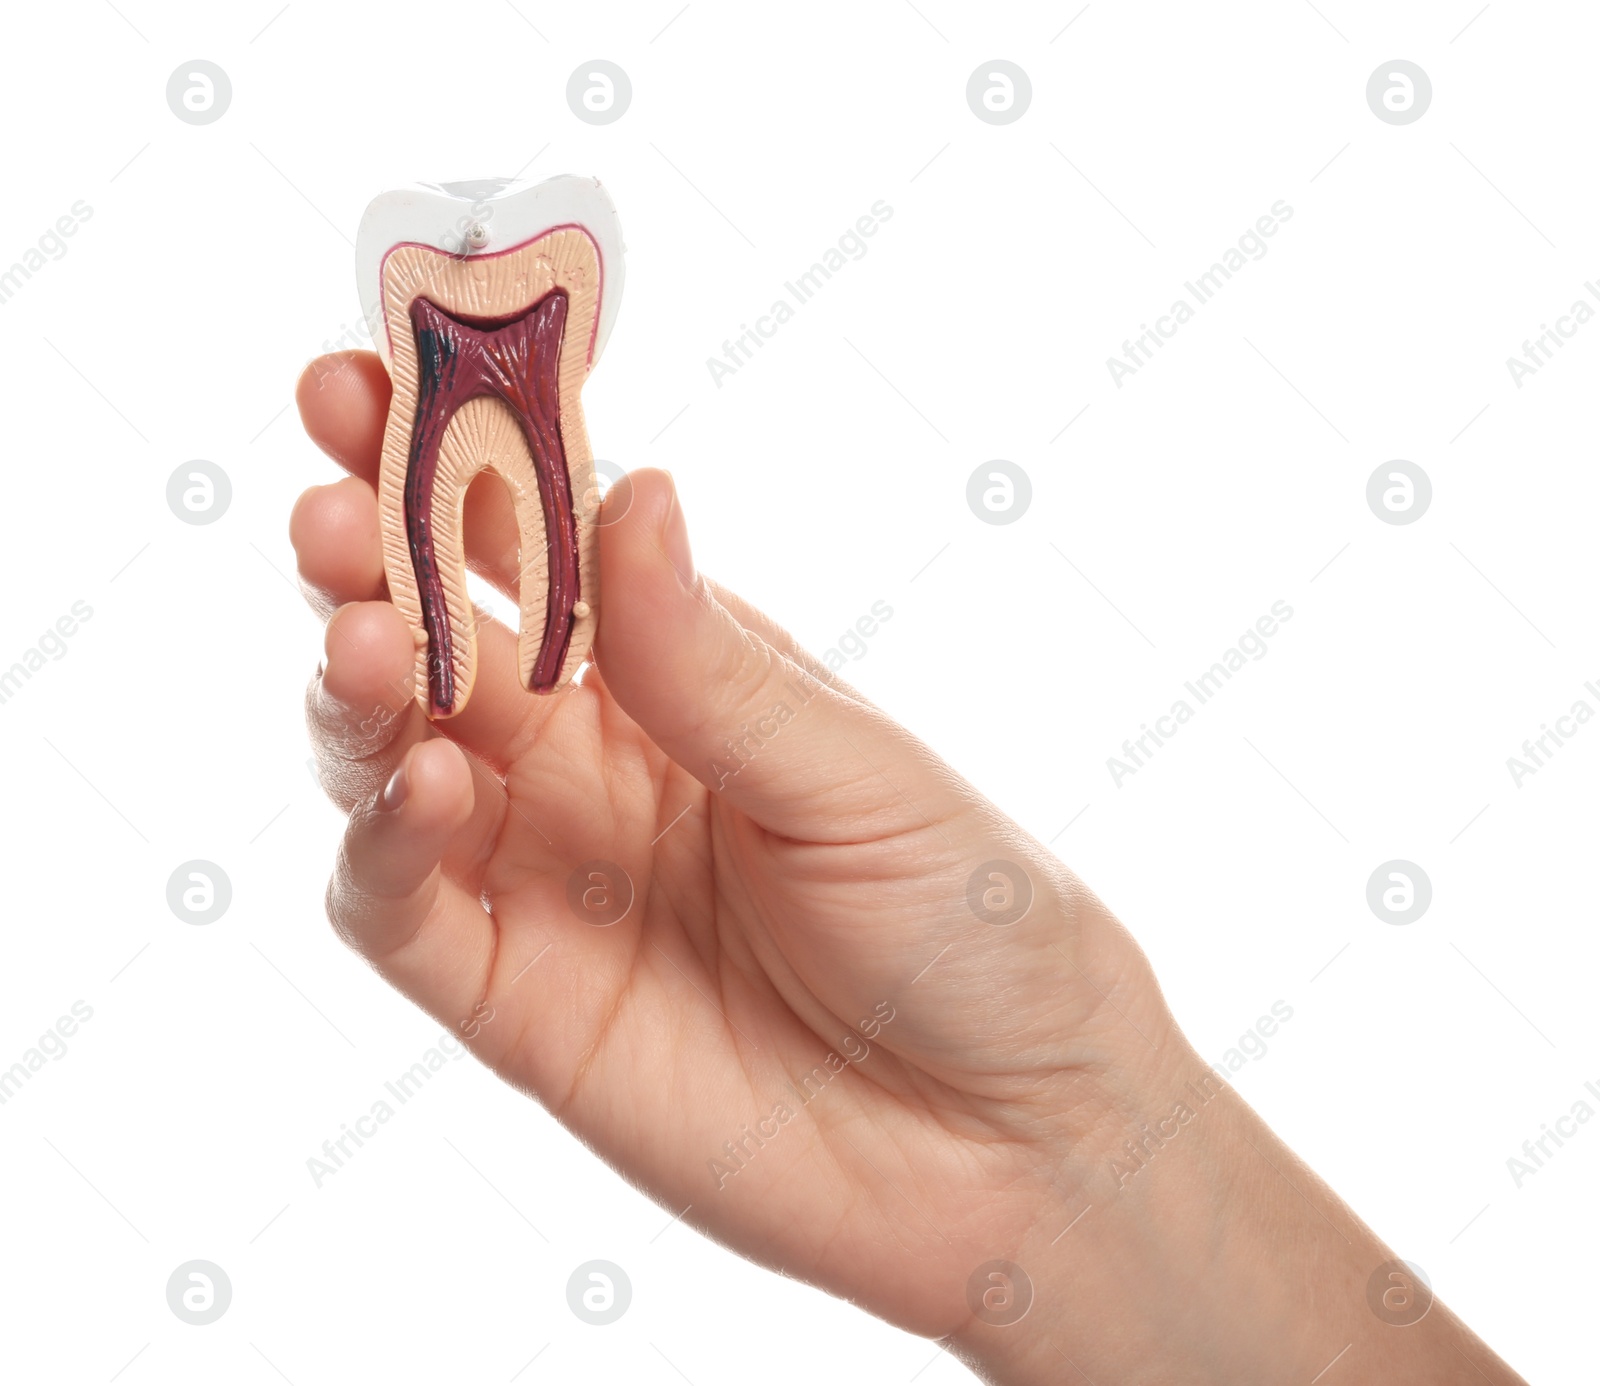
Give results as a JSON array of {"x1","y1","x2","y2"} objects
[
  {"x1": 356, "y1": 175, "x2": 625, "y2": 368},
  {"x1": 354, "y1": 175, "x2": 624, "y2": 717}
]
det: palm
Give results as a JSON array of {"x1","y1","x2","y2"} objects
[{"x1": 458, "y1": 674, "x2": 1117, "y2": 1337}]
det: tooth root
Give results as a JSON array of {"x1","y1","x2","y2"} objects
[{"x1": 373, "y1": 227, "x2": 604, "y2": 717}]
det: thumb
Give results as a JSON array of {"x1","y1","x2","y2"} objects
[{"x1": 593, "y1": 469, "x2": 948, "y2": 842}]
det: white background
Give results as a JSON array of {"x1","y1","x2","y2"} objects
[{"x1": 0, "y1": 1, "x2": 1592, "y2": 1381}]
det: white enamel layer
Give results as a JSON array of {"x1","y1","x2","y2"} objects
[{"x1": 354, "y1": 174, "x2": 625, "y2": 370}]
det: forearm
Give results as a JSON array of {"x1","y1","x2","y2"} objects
[{"x1": 953, "y1": 1039, "x2": 1526, "y2": 1385}]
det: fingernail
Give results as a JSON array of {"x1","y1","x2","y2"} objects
[
  {"x1": 661, "y1": 474, "x2": 695, "y2": 588},
  {"x1": 379, "y1": 763, "x2": 408, "y2": 812}
]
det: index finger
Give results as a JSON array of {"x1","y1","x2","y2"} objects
[{"x1": 295, "y1": 350, "x2": 391, "y2": 483}]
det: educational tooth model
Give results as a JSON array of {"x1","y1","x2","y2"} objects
[{"x1": 354, "y1": 175, "x2": 625, "y2": 718}]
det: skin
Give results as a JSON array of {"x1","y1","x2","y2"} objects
[{"x1": 292, "y1": 350, "x2": 1528, "y2": 1385}]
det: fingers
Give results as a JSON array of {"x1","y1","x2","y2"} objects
[
  {"x1": 290, "y1": 477, "x2": 387, "y2": 618},
  {"x1": 287, "y1": 468, "x2": 860, "y2": 747},
  {"x1": 311, "y1": 597, "x2": 553, "y2": 800},
  {"x1": 293, "y1": 355, "x2": 878, "y2": 803},
  {"x1": 295, "y1": 352, "x2": 390, "y2": 483},
  {"x1": 593, "y1": 469, "x2": 957, "y2": 842},
  {"x1": 309, "y1": 602, "x2": 432, "y2": 809},
  {"x1": 328, "y1": 736, "x2": 495, "y2": 1026}
]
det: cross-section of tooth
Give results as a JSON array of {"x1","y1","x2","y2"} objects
[{"x1": 355, "y1": 175, "x2": 625, "y2": 718}]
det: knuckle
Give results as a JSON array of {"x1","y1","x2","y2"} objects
[
  {"x1": 324, "y1": 867, "x2": 362, "y2": 953},
  {"x1": 306, "y1": 669, "x2": 414, "y2": 770},
  {"x1": 697, "y1": 626, "x2": 782, "y2": 736}
]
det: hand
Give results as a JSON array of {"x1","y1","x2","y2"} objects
[{"x1": 291, "y1": 351, "x2": 1526, "y2": 1385}]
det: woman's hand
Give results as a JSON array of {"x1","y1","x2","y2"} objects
[{"x1": 291, "y1": 351, "x2": 1526, "y2": 1385}]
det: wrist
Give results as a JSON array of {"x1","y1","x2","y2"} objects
[{"x1": 951, "y1": 1037, "x2": 1526, "y2": 1385}]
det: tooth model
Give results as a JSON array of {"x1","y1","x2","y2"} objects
[{"x1": 355, "y1": 175, "x2": 624, "y2": 718}]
